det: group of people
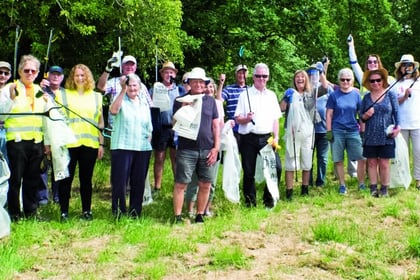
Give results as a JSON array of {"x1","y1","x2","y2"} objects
[{"x1": 0, "y1": 33, "x2": 419, "y2": 225}]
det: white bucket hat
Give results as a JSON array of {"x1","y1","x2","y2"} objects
[
  {"x1": 187, "y1": 67, "x2": 210, "y2": 84},
  {"x1": 395, "y1": 54, "x2": 419, "y2": 68}
]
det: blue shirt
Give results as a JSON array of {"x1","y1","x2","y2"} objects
[
  {"x1": 326, "y1": 88, "x2": 361, "y2": 131},
  {"x1": 360, "y1": 91, "x2": 400, "y2": 146},
  {"x1": 222, "y1": 84, "x2": 248, "y2": 132},
  {"x1": 110, "y1": 94, "x2": 153, "y2": 151}
]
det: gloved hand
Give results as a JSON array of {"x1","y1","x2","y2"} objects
[
  {"x1": 326, "y1": 131, "x2": 333, "y2": 142},
  {"x1": 316, "y1": 62, "x2": 324, "y2": 74},
  {"x1": 105, "y1": 57, "x2": 118, "y2": 73},
  {"x1": 284, "y1": 88, "x2": 294, "y2": 103}
]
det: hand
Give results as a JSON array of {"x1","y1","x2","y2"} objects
[
  {"x1": 105, "y1": 57, "x2": 118, "y2": 73},
  {"x1": 316, "y1": 62, "x2": 324, "y2": 73},
  {"x1": 284, "y1": 88, "x2": 294, "y2": 103},
  {"x1": 326, "y1": 131, "x2": 334, "y2": 142},
  {"x1": 347, "y1": 34, "x2": 354, "y2": 46},
  {"x1": 219, "y1": 73, "x2": 226, "y2": 84}
]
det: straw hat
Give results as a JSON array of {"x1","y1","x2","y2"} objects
[
  {"x1": 362, "y1": 68, "x2": 389, "y2": 90},
  {"x1": 159, "y1": 61, "x2": 178, "y2": 73},
  {"x1": 394, "y1": 54, "x2": 419, "y2": 69}
]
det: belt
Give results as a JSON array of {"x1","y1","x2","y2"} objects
[{"x1": 248, "y1": 132, "x2": 271, "y2": 137}]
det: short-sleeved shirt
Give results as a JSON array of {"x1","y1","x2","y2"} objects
[
  {"x1": 173, "y1": 94, "x2": 218, "y2": 150},
  {"x1": 234, "y1": 85, "x2": 281, "y2": 135},
  {"x1": 326, "y1": 88, "x2": 361, "y2": 132},
  {"x1": 222, "y1": 84, "x2": 248, "y2": 132}
]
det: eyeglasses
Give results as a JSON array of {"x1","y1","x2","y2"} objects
[
  {"x1": 340, "y1": 78, "x2": 351, "y2": 82},
  {"x1": 23, "y1": 69, "x2": 37, "y2": 74},
  {"x1": 369, "y1": 78, "x2": 382, "y2": 83},
  {"x1": 367, "y1": 60, "x2": 378, "y2": 64},
  {"x1": 402, "y1": 63, "x2": 414, "y2": 68},
  {"x1": 0, "y1": 71, "x2": 10, "y2": 76},
  {"x1": 254, "y1": 74, "x2": 268, "y2": 78}
]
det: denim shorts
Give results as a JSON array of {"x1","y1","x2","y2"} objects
[
  {"x1": 175, "y1": 149, "x2": 215, "y2": 184},
  {"x1": 331, "y1": 130, "x2": 363, "y2": 162},
  {"x1": 363, "y1": 144, "x2": 395, "y2": 159}
]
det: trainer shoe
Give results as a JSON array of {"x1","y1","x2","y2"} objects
[
  {"x1": 195, "y1": 214, "x2": 204, "y2": 223},
  {"x1": 60, "y1": 212, "x2": 69, "y2": 223},
  {"x1": 380, "y1": 185, "x2": 389, "y2": 197},
  {"x1": 80, "y1": 211, "x2": 93, "y2": 221},
  {"x1": 174, "y1": 215, "x2": 183, "y2": 224},
  {"x1": 338, "y1": 185, "x2": 347, "y2": 195},
  {"x1": 358, "y1": 184, "x2": 367, "y2": 191}
]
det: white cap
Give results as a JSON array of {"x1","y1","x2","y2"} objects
[{"x1": 122, "y1": 55, "x2": 137, "y2": 64}]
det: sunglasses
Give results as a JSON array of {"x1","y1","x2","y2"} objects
[
  {"x1": 402, "y1": 63, "x2": 414, "y2": 68},
  {"x1": 367, "y1": 60, "x2": 378, "y2": 64},
  {"x1": 340, "y1": 78, "x2": 351, "y2": 82},
  {"x1": 0, "y1": 71, "x2": 10, "y2": 76},
  {"x1": 369, "y1": 78, "x2": 382, "y2": 83},
  {"x1": 255, "y1": 74, "x2": 268, "y2": 78},
  {"x1": 23, "y1": 69, "x2": 37, "y2": 74}
]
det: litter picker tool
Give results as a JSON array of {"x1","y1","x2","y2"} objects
[
  {"x1": 238, "y1": 46, "x2": 254, "y2": 125},
  {"x1": 13, "y1": 25, "x2": 22, "y2": 96}
]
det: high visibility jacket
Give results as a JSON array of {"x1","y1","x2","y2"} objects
[
  {"x1": 57, "y1": 89, "x2": 102, "y2": 149},
  {"x1": 5, "y1": 81, "x2": 45, "y2": 143}
]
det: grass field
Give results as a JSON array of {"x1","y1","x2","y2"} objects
[{"x1": 1, "y1": 148, "x2": 420, "y2": 279}]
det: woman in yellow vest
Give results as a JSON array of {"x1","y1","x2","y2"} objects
[
  {"x1": 1, "y1": 55, "x2": 47, "y2": 221},
  {"x1": 56, "y1": 64, "x2": 104, "y2": 222}
]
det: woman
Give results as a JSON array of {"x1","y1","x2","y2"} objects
[
  {"x1": 347, "y1": 34, "x2": 394, "y2": 87},
  {"x1": 2, "y1": 55, "x2": 47, "y2": 221},
  {"x1": 280, "y1": 70, "x2": 315, "y2": 200},
  {"x1": 326, "y1": 68, "x2": 366, "y2": 194},
  {"x1": 109, "y1": 74, "x2": 153, "y2": 218},
  {"x1": 57, "y1": 64, "x2": 104, "y2": 222},
  {"x1": 360, "y1": 69, "x2": 400, "y2": 197},
  {"x1": 394, "y1": 54, "x2": 420, "y2": 189}
]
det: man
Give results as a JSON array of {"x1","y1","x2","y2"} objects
[
  {"x1": 150, "y1": 61, "x2": 185, "y2": 194},
  {"x1": 172, "y1": 67, "x2": 219, "y2": 223},
  {"x1": 0, "y1": 61, "x2": 12, "y2": 162},
  {"x1": 234, "y1": 63, "x2": 281, "y2": 207},
  {"x1": 97, "y1": 55, "x2": 151, "y2": 128},
  {"x1": 39, "y1": 65, "x2": 65, "y2": 203},
  {"x1": 217, "y1": 65, "x2": 249, "y2": 144}
]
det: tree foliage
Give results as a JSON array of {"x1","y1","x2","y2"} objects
[{"x1": 0, "y1": 0, "x2": 418, "y2": 94}]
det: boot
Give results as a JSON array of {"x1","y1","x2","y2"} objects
[
  {"x1": 380, "y1": 185, "x2": 388, "y2": 197},
  {"x1": 301, "y1": 185, "x2": 309, "y2": 196},
  {"x1": 370, "y1": 184, "x2": 378, "y2": 198},
  {"x1": 286, "y1": 189, "x2": 293, "y2": 201}
]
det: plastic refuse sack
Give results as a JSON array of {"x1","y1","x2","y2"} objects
[
  {"x1": 220, "y1": 122, "x2": 241, "y2": 203},
  {"x1": 0, "y1": 152, "x2": 10, "y2": 239},
  {"x1": 390, "y1": 133, "x2": 411, "y2": 189}
]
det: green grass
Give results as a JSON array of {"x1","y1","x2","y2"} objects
[{"x1": 1, "y1": 149, "x2": 420, "y2": 279}]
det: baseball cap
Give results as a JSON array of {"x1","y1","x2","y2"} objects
[
  {"x1": 122, "y1": 55, "x2": 137, "y2": 64},
  {"x1": 0, "y1": 61, "x2": 12, "y2": 71},
  {"x1": 48, "y1": 65, "x2": 64, "y2": 74},
  {"x1": 235, "y1": 64, "x2": 248, "y2": 73}
]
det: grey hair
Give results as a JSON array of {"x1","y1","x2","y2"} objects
[
  {"x1": 337, "y1": 68, "x2": 354, "y2": 81},
  {"x1": 253, "y1": 63, "x2": 270, "y2": 75},
  {"x1": 126, "y1": 73, "x2": 141, "y2": 84}
]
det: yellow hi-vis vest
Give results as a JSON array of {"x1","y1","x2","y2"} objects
[
  {"x1": 57, "y1": 89, "x2": 102, "y2": 149},
  {"x1": 5, "y1": 81, "x2": 45, "y2": 143}
]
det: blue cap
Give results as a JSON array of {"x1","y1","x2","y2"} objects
[{"x1": 48, "y1": 66, "x2": 64, "y2": 74}]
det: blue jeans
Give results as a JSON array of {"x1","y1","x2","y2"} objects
[{"x1": 310, "y1": 133, "x2": 329, "y2": 186}]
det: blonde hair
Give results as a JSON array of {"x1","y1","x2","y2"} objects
[
  {"x1": 293, "y1": 70, "x2": 312, "y2": 93},
  {"x1": 65, "y1": 64, "x2": 95, "y2": 91}
]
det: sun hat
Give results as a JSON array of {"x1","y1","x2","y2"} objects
[
  {"x1": 159, "y1": 61, "x2": 178, "y2": 73},
  {"x1": 187, "y1": 67, "x2": 210, "y2": 84},
  {"x1": 122, "y1": 55, "x2": 137, "y2": 65},
  {"x1": 235, "y1": 64, "x2": 248, "y2": 73},
  {"x1": 362, "y1": 68, "x2": 389, "y2": 90},
  {"x1": 0, "y1": 61, "x2": 11, "y2": 71},
  {"x1": 48, "y1": 65, "x2": 64, "y2": 74},
  {"x1": 394, "y1": 54, "x2": 419, "y2": 69}
]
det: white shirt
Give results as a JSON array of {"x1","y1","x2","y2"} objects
[
  {"x1": 234, "y1": 85, "x2": 281, "y2": 135},
  {"x1": 396, "y1": 78, "x2": 420, "y2": 129}
]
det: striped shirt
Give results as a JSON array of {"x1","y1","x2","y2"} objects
[{"x1": 222, "y1": 84, "x2": 248, "y2": 132}]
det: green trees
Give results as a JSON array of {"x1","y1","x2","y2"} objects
[{"x1": 0, "y1": 0, "x2": 418, "y2": 93}]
